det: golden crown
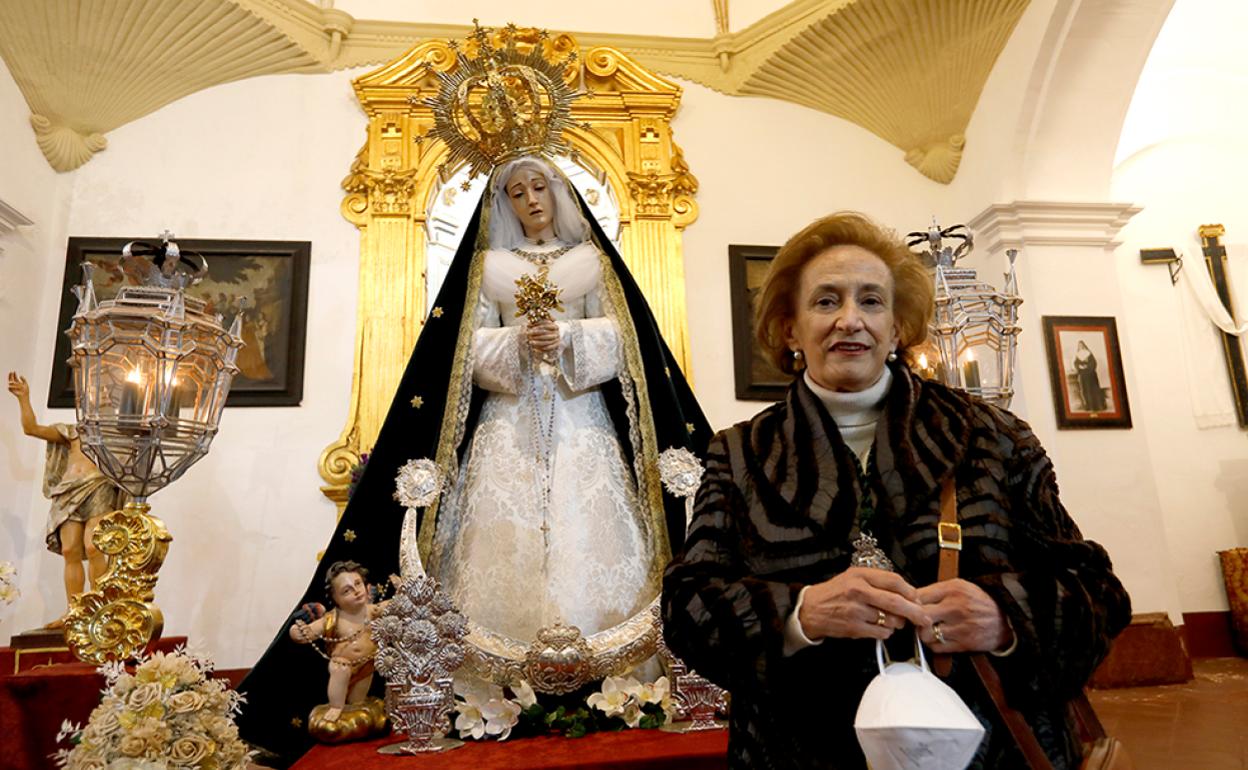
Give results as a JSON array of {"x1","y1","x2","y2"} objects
[{"x1": 413, "y1": 22, "x2": 581, "y2": 181}]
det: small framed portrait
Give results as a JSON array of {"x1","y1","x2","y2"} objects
[
  {"x1": 48, "y1": 237, "x2": 311, "y2": 408},
  {"x1": 1041, "y1": 316, "x2": 1132, "y2": 429},
  {"x1": 728, "y1": 244, "x2": 794, "y2": 401}
]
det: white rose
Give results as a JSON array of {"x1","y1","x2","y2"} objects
[
  {"x1": 67, "y1": 755, "x2": 106, "y2": 770},
  {"x1": 126, "y1": 682, "x2": 163, "y2": 711},
  {"x1": 167, "y1": 690, "x2": 206, "y2": 714},
  {"x1": 91, "y1": 709, "x2": 121, "y2": 736},
  {"x1": 118, "y1": 734, "x2": 147, "y2": 757},
  {"x1": 166, "y1": 734, "x2": 213, "y2": 766}
]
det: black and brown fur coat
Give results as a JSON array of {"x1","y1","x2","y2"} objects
[{"x1": 662, "y1": 363, "x2": 1131, "y2": 769}]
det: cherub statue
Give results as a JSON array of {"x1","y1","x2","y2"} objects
[
  {"x1": 289, "y1": 560, "x2": 395, "y2": 743},
  {"x1": 6, "y1": 372, "x2": 126, "y2": 628}
]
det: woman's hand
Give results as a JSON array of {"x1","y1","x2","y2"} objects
[
  {"x1": 916, "y1": 579, "x2": 1012, "y2": 653},
  {"x1": 798, "y1": 567, "x2": 930, "y2": 641},
  {"x1": 525, "y1": 319, "x2": 561, "y2": 361}
]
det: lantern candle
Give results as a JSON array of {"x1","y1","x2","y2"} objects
[
  {"x1": 162, "y1": 371, "x2": 182, "y2": 419},
  {"x1": 119, "y1": 369, "x2": 144, "y2": 418},
  {"x1": 916, "y1": 353, "x2": 936, "y2": 380},
  {"x1": 962, "y1": 352, "x2": 981, "y2": 391}
]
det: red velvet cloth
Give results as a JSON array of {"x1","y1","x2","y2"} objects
[
  {"x1": 1, "y1": 662, "x2": 105, "y2": 770},
  {"x1": 295, "y1": 728, "x2": 729, "y2": 770},
  {"x1": 1, "y1": 635, "x2": 188, "y2": 675}
]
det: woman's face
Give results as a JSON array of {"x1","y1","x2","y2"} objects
[
  {"x1": 785, "y1": 245, "x2": 900, "y2": 393},
  {"x1": 505, "y1": 168, "x2": 556, "y2": 239}
]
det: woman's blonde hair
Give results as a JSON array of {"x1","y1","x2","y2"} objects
[{"x1": 755, "y1": 211, "x2": 933, "y2": 376}]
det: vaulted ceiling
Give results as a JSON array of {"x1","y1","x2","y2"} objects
[{"x1": 0, "y1": 0, "x2": 1029, "y2": 182}]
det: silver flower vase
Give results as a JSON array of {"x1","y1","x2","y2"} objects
[
  {"x1": 378, "y1": 682, "x2": 463, "y2": 754},
  {"x1": 671, "y1": 669, "x2": 729, "y2": 732}
]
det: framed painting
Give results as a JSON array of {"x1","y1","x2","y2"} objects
[
  {"x1": 728, "y1": 244, "x2": 793, "y2": 401},
  {"x1": 48, "y1": 237, "x2": 310, "y2": 408},
  {"x1": 1041, "y1": 315, "x2": 1132, "y2": 429}
]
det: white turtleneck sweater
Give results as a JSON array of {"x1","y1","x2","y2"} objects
[{"x1": 782, "y1": 367, "x2": 892, "y2": 655}]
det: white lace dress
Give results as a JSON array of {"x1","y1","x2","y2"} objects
[{"x1": 429, "y1": 242, "x2": 657, "y2": 643}]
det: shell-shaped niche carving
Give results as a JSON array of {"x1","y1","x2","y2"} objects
[
  {"x1": 904, "y1": 134, "x2": 966, "y2": 185},
  {"x1": 0, "y1": 0, "x2": 318, "y2": 171},
  {"x1": 741, "y1": 0, "x2": 1028, "y2": 184},
  {"x1": 30, "y1": 115, "x2": 107, "y2": 172}
]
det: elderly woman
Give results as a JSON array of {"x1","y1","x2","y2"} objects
[{"x1": 662, "y1": 212, "x2": 1130, "y2": 769}]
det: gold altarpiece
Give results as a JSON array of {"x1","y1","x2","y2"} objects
[{"x1": 318, "y1": 31, "x2": 699, "y2": 508}]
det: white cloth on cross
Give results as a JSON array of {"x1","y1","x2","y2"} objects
[{"x1": 1176, "y1": 242, "x2": 1248, "y2": 428}]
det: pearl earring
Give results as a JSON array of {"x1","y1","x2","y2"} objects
[
  {"x1": 887, "y1": 350, "x2": 898, "y2": 362},
  {"x1": 793, "y1": 349, "x2": 803, "y2": 361}
]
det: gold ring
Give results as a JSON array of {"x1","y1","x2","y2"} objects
[
  {"x1": 876, "y1": 609, "x2": 887, "y2": 627},
  {"x1": 933, "y1": 621, "x2": 946, "y2": 644}
]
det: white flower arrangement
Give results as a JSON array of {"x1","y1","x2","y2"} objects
[
  {"x1": 54, "y1": 647, "x2": 253, "y2": 769},
  {"x1": 587, "y1": 675, "x2": 673, "y2": 729},
  {"x1": 449, "y1": 671, "x2": 675, "y2": 741},
  {"x1": 0, "y1": 561, "x2": 18, "y2": 606},
  {"x1": 451, "y1": 676, "x2": 535, "y2": 741}
]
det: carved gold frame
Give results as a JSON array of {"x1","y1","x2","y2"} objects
[{"x1": 319, "y1": 32, "x2": 698, "y2": 509}]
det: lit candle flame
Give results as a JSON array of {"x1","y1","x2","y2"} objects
[
  {"x1": 917, "y1": 353, "x2": 929, "y2": 369},
  {"x1": 126, "y1": 369, "x2": 142, "y2": 384}
]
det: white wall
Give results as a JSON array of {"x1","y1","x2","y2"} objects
[
  {"x1": 0, "y1": 55, "x2": 71, "y2": 628},
  {"x1": 1109, "y1": 0, "x2": 1248, "y2": 613}
]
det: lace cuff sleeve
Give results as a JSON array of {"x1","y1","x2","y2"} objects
[
  {"x1": 558, "y1": 317, "x2": 619, "y2": 391},
  {"x1": 472, "y1": 299, "x2": 523, "y2": 394}
]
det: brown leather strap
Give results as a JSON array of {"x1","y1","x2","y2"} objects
[
  {"x1": 1070, "y1": 688, "x2": 1108, "y2": 743},
  {"x1": 935, "y1": 478, "x2": 1054, "y2": 770},
  {"x1": 933, "y1": 479, "x2": 960, "y2": 677},
  {"x1": 971, "y1": 654, "x2": 1056, "y2": 770},
  {"x1": 937, "y1": 479, "x2": 961, "y2": 583}
]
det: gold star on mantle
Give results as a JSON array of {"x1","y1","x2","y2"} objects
[
  {"x1": 686, "y1": 423, "x2": 695, "y2": 434},
  {"x1": 291, "y1": 717, "x2": 303, "y2": 729},
  {"x1": 411, "y1": 396, "x2": 423, "y2": 408},
  {"x1": 343, "y1": 530, "x2": 357, "y2": 542},
  {"x1": 431, "y1": 306, "x2": 444, "y2": 318}
]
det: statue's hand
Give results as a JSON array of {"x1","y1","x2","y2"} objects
[
  {"x1": 6, "y1": 372, "x2": 30, "y2": 400},
  {"x1": 525, "y1": 319, "x2": 561, "y2": 360},
  {"x1": 291, "y1": 620, "x2": 312, "y2": 644}
]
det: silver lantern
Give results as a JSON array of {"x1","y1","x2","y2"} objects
[
  {"x1": 62, "y1": 233, "x2": 244, "y2": 662},
  {"x1": 907, "y1": 220, "x2": 1022, "y2": 409}
]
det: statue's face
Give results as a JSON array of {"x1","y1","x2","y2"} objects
[
  {"x1": 330, "y1": 571, "x2": 367, "y2": 612},
  {"x1": 505, "y1": 168, "x2": 555, "y2": 239}
]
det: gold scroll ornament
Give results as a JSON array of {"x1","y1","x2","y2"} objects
[
  {"x1": 64, "y1": 502, "x2": 171, "y2": 663},
  {"x1": 319, "y1": 28, "x2": 698, "y2": 513}
]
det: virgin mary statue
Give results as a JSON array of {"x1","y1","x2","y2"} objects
[{"x1": 237, "y1": 26, "x2": 710, "y2": 764}]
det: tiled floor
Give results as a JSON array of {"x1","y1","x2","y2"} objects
[{"x1": 1089, "y1": 657, "x2": 1248, "y2": 769}]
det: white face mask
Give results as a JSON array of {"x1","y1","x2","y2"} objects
[{"x1": 854, "y1": 639, "x2": 986, "y2": 770}]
